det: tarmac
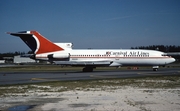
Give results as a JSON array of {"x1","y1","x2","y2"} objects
[
  {"x1": 0, "y1": 68, "x2": 180, "y2": 85},
  {"x1": 0, "y1": 67, "x2": 180, "y2": 111}
]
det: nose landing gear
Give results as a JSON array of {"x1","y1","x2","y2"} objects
[{"x1": 152, "y1": 66, "x2": 159, "y2": 71}]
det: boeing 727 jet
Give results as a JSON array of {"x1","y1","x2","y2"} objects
[{"x1": 8, "y1": 31, "x2": 175, "y2": 72}]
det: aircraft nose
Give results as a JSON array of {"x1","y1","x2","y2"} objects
[{"x1": 171, "y1": 58, "x2": 176, "y2": 63}]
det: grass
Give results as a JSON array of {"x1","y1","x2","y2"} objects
[
  {"x1": 0, "y1": 64, "x2": 162, "y2": 72},
  {"x1": 0, "y1": 65, "x2": 83, "y2": 72},
  {"x1": 0, "y1": 62, "x2": 179, "y2": 72},
  {"x1": 0, "y1": 64, "x2": 180, "y2": 97},
  {"x1": 0, "y1": 75, "x2": 180, "y2": 97}
]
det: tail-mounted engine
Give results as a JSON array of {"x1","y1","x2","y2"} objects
[
  {"x1": 47, "y1": 53, "x2": 70, "y2": 61},
  {"x1": 31, "y1": 53, "x2": 70, "y2": 61}
]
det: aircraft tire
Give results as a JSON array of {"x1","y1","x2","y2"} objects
[
  {"x1": 153, "y1": 68, "x2": 158, "y2": 71},
  {"x1": 83, "y1": 67, "x2": 93, "y2": 72}
]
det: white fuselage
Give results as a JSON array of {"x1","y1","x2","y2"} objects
[{"x1": 35, "y1": 49, "x2": 175, "y2": 66}]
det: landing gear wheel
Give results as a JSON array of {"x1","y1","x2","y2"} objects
[
  {"x1": 152, "y1": 66, "x2": 159, "y2": 71},
  {"x1": 82, "y1": 67, "x2": 93, "y2": 72},
  {"x1": 153, "y1": 68, "x2": 158, "y2": 71}
]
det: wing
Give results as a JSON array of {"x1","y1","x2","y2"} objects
[{"x1": 54, "y1": 60, "x2": 121, "y2": 67}]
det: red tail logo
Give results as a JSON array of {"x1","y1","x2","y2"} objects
[{"x1": 30, "y1": 31, "x2": 64, "y2": 54}]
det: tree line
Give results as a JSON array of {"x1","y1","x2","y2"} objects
[
  {"x1": 131, "y1": 45, "x2": 180, "y2": 61},
  {"x1": 0, "y1": 51, "x2": 32, "y2": 60},
  {"x1": 131, "y1": 45, "x2": 180, "y2": 52}
]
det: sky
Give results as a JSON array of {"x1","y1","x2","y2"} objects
[{"x1": 0, "y1": 0, "x2": 180, "y2": 53}]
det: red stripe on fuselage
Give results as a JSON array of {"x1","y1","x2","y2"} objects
[
  {"x1": 36, "y1": 56, "x2": 172, "y2": 59},
  {"x1": 30, "y1": 31, "x2": 64, "y2": 54},
  {"x1": 69, "y1": 57, "x2": 172, "y2": 59}
]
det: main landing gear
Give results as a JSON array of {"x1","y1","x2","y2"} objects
[
  {"x1": 152, "y1": 66, "x2": 159, "y2": 71},
  {"x1": 82, "y1": 67, "x2": 94, "y2": 72}
]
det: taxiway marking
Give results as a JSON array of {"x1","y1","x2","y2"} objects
[
  {"x1": 90, "y1": 75, "x2": 117, "y2": 79},
  {"x1": 31, "y1": 78, "x2": 58, "y2": 81}
]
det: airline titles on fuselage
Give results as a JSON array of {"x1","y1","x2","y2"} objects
[{"x1": 106, "y1": 51, "x2": 149, "y2": 57}]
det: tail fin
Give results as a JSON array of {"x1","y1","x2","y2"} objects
[{"x1": 7, "y1": 31, "x2": 64, "y2": 54}]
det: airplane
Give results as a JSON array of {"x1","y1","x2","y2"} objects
[{"x1": 7, "y1": 31, "x2": 175, "y2": 72}]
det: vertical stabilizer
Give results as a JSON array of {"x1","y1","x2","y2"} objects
[{"x1": 8, "y1": 31, "x2": 64, "y2": 54}]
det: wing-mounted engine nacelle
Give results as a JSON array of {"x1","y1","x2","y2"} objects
[{"x1": 47, "y1": 53, "x2": 70, "y2": 60}]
